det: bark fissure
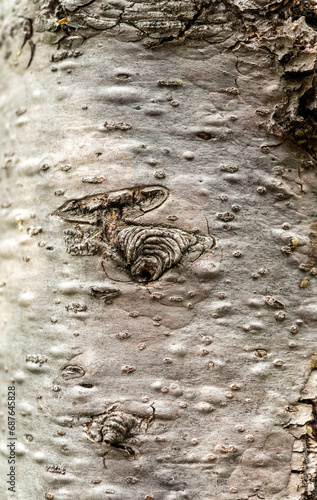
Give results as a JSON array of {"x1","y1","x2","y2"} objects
[
  {"x1": 2, "y1": 0, "x2": 317, "y2": 498},
  {"x1": 32, "y1": 1, "x2": 317, "y2": 158},
  {"x1": 140, "y1": 1, "x2": 215, "y2": 48},
  {"x1": 287, "y1": 368, "x2": 317, "y2": 499}
]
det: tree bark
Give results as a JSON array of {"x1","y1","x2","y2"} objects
[{"x1": 1, "y1": 1, "x2": 317, "y2": 499}]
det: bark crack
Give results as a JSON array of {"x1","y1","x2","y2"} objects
[
  {"x1": 286, "y1": 367, "x2": 317, "y2": 499},
  {"x1": 19, "y1": 17, "x2": 35, "y2": 69},
  {"x1": 143, "y1": 0, "x2": 214, "y2": 48},
  {"x1": 68, "y1": 0, "x2": 98, "y2": 14}
]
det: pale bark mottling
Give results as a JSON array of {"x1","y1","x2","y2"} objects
[{"x1": 1, "y1": 1, "x2": 317, "y2": 499}]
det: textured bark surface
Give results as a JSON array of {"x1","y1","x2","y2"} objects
[{"x1": 1, "y1": 1, "x2": 317, "y2": 499}]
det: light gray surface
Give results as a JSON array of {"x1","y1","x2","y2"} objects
[{"x1": 1, "y1": 1, "x2": 317, "y2": 499}]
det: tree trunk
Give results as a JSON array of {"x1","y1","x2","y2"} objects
[{"x1": 1, "y1": 1, "x2": 317, "y2": 499}]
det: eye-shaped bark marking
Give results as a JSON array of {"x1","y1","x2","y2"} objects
[
  {"x1": 61, "y1": 365, "x2": 85, "y2": 380},
  {"x1": 84, "y1": 411, "x2": 143, "y2": 445},
  {"x1": 83, "y1": 407, "x2": 155, "y2": 460},
  {"x1": 54, "y1": 185, "x2": 215, "y2": 283},
  {"x1": 55, "y1": 185, "x2": 169, "y2": 226},
  {"x1": 116, "y1": 225, "x2": 213, "y2": 282}
]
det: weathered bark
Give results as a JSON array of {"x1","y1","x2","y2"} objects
[{"x1": 1, "y1": 1, "x2": 317, "y2": 499}]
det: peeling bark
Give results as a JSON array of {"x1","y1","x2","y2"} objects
[{"x1": 2, "y1": 1, "x2": 317, "y2": 499}]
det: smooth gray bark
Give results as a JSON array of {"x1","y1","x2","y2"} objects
[{"x1": 1, "y1": 1, "x2": 317, "y2": 499}]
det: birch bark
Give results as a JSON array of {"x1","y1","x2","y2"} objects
[{"x1": 1, "y1": 1, "x2": 317, "y2": 499}]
